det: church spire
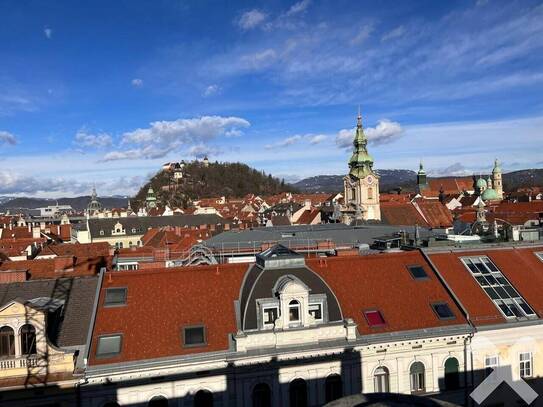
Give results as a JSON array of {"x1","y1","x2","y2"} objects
[{"x1": 348, "y1": 109, "x2": 374, "y2": 179}]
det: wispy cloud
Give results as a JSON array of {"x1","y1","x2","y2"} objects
[
  {"x1": 265, "y1": 133, "x2": 327, "y2": 149},
  {"x1": 74, "y1": 128, "x2": 113, "y2": 149},
  {"x1": 203, "y1": 84, "x2": 220, "y2": 97},
  {"x1": 0, "y1": 131, "x2": 17, "y2": 146},
  {"x1": 44, "y1": 27, "x2": 53, "y2": 39},
  {"x1": 131, "y1": 78, "x2": 143, "y2": 87},
  {"x1": 286, "y1": 0, "x2": 311, "y2": 17},
  {"x1": 351, "y1": 24, "x2": 374, "y2": 45},
  {"x1": 381, "y1": 25, "x2": 405, "y2": 42},
  {"x1": 237, "y1": 9, "x2": 267, "y2": 30}
]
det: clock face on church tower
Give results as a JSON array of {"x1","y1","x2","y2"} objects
[{"x1": 366, "y1": 175, "x2": 374, "y2": 185}]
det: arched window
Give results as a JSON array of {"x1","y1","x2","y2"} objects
[
  {"x1": 194, "y1": 390, "x2": 213, "y2": 407},
  {"x1": 0, "y1": 326, "x2": 15, "y2": 358},
  {"x1": 410, "y1": 361, "x2": 425, "y2": 394},
  {"x1": 288, "y1": 300, "x2": 300, "y2": 322},
  {"x1": 20, "y1": 324, "x2": 37, "y2": 355},
  {"x1": 444, "y1": 357, "x2": 460, "y2": 390},
  {"x1": 368, "y1": 187, "x2": 374, "y2": 200},
  {"x1": 148, "y1": 395, "x2": 168, "y2": 407},
  {"x1": 252, "y1": 383, "x2": 271, "y2": 407},
  {"x1": 374, "y1": 366, "x2": 390, "y2": 392},
  {"x1": 289, "y1": 378, "x2": 307, "y2": 407},
  {"x1": 325, "y1": 374, "x2": 342, "y2": 402}
]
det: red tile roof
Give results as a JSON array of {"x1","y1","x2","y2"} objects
[
  {"x1": 428, "y1": 176, "x2": 474, "y2": 194},
  {"x1": 428, "y1": 246, "x2": 543, "y2": 326},
  {"x1": 88, "y1": 263, "x2": 248, "y2": 365},
  {"x1": 307, "y1": 251, "x2": 468, "y2": 335}
]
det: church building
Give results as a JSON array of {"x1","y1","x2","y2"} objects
[{"x1": 342, "y1": 112, "x2": 381, "y2": 223}]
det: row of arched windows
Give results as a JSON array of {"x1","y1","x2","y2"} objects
[
  {"x1": 0, "y1": 325, "x2": 36, "y2": 358},
  {"x1": 373, "y1": 357, "x2": 460, "y2": 394},
  {"x1": 101, "y1": 360, "x2": 460, "y2": 406}
]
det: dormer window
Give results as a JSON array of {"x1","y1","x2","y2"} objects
[
  {"x1": 309, "y1": 302, "x2": 323, "y2": 321},
  {"x1": 263, "y1": 306, "x2": 278, "y2": 328},
  {"x1": 288, "y1": 300, "x2": 301, "y2": 322}
]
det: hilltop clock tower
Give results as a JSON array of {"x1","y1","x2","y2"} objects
[{"x1": 342, "y1": 111, "x2": 381, "y2": 223}]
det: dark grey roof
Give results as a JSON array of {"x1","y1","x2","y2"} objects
[
  {"x1": 0, "y1": 276, "x2": 98, "y2": 347},
  {"x1": 239, "y1": 263, "x2": 343, "y2": 330},
  {"x1": 88, "y1": 214, "x2": 231, "y2": 238},
  {"x1": 205, "y1": 223, "x2": 434, "y2": 251}
]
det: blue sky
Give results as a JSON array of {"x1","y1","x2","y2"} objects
[{"x1": 0, "y1": 0, "x2": 542, "y2": 197}]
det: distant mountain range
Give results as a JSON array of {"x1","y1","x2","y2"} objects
[
  {"x1": 0, "y1": 196, "x2": 129, "y2": 212},
  {"x1": 292, "y1": 168, "x2": 543, "y2": 194},
  {"x1": 292, "y1": 169, "x2": 417, "y2": 193},
  {"x1": 1, "y1": 168, "x2": 541, "y2": 213}
]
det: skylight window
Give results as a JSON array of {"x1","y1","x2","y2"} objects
[
  {"x1": 407, "y1": 265, "x2": 428, "y2": 280},
  {"x1": 461, "y1": 256, "x2": 536, "y2": 319},
  {"x1": 104, "y1": 288, "x2": 127, "y2": 307},
  {"x1": 183, "y1": 326, "x2": 206, "y2": 347},
  {"x1": 364, "y1": 310, "x2": 386, "y2": 327},
  {"x1": 431, "y1": 303, "x2": 455, "y2": 320},
  {"x1": 96, "y1": 334, "x2": 122, "y2": 357}
]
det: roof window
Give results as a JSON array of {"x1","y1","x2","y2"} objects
[
  {"x1": 104, "y1": 288, "x2": 127, "y2": 307},
  {"x1": 96, "y1": 334, "x2": 122, "y2": 357},
  {"x1": 407, "y1": 265, "x2": 428, "y2": 280},
  {"x1": 364, "y1": 310, "x2": 386, "y2": 327},
  {"x1": 431, "y1": 302, "x2": 455, "y2": 320},
  {"x1": 183, "y1": 325, "x2": 206, "y2": 347}
]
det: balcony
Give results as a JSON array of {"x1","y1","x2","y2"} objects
[{"x1": 0, "y1": 356, "x2": 41, "y2": 370}]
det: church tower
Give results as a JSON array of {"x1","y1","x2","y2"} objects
[
  {"x1": 342, "y1": 110, "x2": 381, "y2": 222},
  {"x1": 492, "y1": 158, "x2": 503, "y2": 199},
  {"x1": 417, "y1": 160, "x2": 429, "y2": 193}
]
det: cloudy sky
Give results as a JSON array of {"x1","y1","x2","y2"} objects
[{"x1": 1, "y1": 0, "x2": 542, "y2": 197}]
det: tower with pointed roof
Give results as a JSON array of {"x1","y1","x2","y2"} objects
[
  {"x1": 492, "y1": 158, "x2": 503, "y2": 199},
  {"x1": 87, "y1": 186, "x2": 103, "y2": 217},
  {"x1": 417, "y1": 160, "x2": 429, "y2": 193},
  {"x1": 146, "y1": 186, "x2": 157, "y2": 210},
  {"x1": 342, "y1": 110, "x2": 381, "y2": 222}
]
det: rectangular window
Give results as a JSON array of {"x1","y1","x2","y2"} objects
[
  {"x1": 364, "y1": 310, "x2": 386, "y2": 327},
  {"x1": 309, "y1": 303, "x2": 323, "y2": 321},
  {"x1": 104, "y1": 288, "x2": 127, "y2": 306},
  {"x1": 461, "y1": 256, "x2": 536, "y2": 319},
  {"x1": 262, "y1": 307, "x2": 278, "y2": 326},
  {"x1": 96, "y1": 335, "x2": 122, "y2": 357},
  {"x1": 407, "y1": 265, "x2": 428, "y2": 280},
  {"x1": 431, "y1": 302, "x2": 455, "y2": 320},
  {"x1": 183, "y1": 326, "x2": 206, "y2": 347},
  {"x1": 485, "y1": 355, "x2": 499, "y2": 378},
  {"x1": 520, "y1": 352, "x2": 532, "y2": 378}
]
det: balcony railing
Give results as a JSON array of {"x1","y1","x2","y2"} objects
[{"x1": 0, "y1": 356, "x2": 41, "y2": 369}]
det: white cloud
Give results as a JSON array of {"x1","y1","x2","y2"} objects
[
  {"x1": 188, "y1": 144, "x2": 222, "y2": 159},
  {"x1": 381, "y1": 25, "x2": 405, "y2": 42},
  {"x1": 309, "y1": 134, "x2": 327, "y2": 144},
  {"x1": 131, "y1": 78, "x2": 143, "y2": 87},
  {"x1": 103, "y1": 115, "x2": 250, "y2": 161},
  {"x1": 336, "y1": 119, "x2": 404, "y2": 149},
  {"x1": 203, "y1": 84, "x2": 220, "y2": 97},
  {"x1": 0, "y1": 131, "x2": 17, "y2": 145},
  {"x1": 240, "y1": 49, "x2": 277, "y2": 70},
  {"x1": 286, "y1": 0, "x2": 311, "y2": 17},
  {"x1": 428, "y1": 162, "x2": 471, "y2": 176},
  {"x1": 265, "y1": 133, "x2": 327, "y2": 149},
  {"x1": 351, "y1": 24, "x2": 374, "y2": 45},
  {"x1": 238, "y1": 9, "x2": 267, "y2": 30},
  {"x1": 44, "y1": 27, "x2": 53, "y2": 39},
  {"x1": 74, "y1": 128, "x2": 113, "y2": 149}
]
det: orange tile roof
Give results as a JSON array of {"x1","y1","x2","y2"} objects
[
  {"x1": 308, "y1": 252, "x2": 468, "y2": 335},
  {"x1": 428, "y1": 246, "x2": 543, "y2": 326}
]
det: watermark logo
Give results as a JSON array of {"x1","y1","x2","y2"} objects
[{"x1": 470, "y1": 365, "x2": 538, "y2": 405}]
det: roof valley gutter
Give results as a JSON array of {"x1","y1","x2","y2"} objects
[
  {"x1": 82, "y1": 266, "x2": 105, "y2": 376},
  {"x1": 419, "y1": 248, "x2": 475, "y2": 331}
]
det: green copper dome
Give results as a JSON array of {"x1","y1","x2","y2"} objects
[
  {"x1": 481, "y1": 188, "x2": 499, "y2": 201},
  {"x1": 476, "y1": 177, "x2": 487, "y2": 189}
]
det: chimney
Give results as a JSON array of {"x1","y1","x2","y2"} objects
[
  {"x1": 32, "y1": 226, "x2": 41, "y2": 239},
  {"x1": 28, "y1": 224, "x2": 32, "y2": 233}
]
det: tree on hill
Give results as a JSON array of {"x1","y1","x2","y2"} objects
[{"x1": 133, "y1": 161, "x2": 297, "y2": 209}]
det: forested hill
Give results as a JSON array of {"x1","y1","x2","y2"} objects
[{"x1": 133, "y1": 161, "x2": 297, "y2": 209}]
